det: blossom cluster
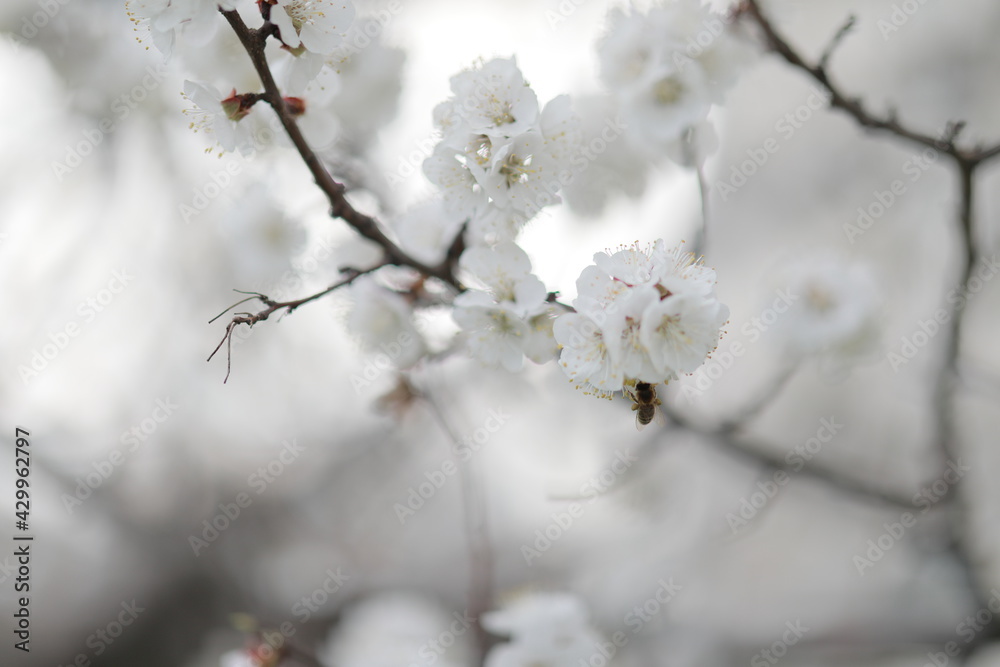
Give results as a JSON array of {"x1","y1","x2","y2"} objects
[
  {"x1": 424, "y1": 57, "x2": 582, "y2": 244},
  {"x1": 452, "y1": 243, "x2": 559, "y2": 372},
  {"x1": 554, "y1": 241, "x2": 729, "y2": 397}
]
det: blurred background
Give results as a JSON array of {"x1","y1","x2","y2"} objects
[{"x1": 3, "y1": 0, "x2": 1000, "y2": 665}]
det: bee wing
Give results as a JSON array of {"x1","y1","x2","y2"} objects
[{"x1": 635, "y1": 413, "x2": 647, "y2": 431}]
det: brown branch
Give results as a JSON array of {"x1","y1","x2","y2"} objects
[
  {"x1": 740, "y1": 0, "x2": 1000, "y2": 167},
  {"x1": 219, "y1": 9, "x2": 463, "y2": 291},
  {"x1": 207, "y1": 265, "x2": 383, "y2": 382}
]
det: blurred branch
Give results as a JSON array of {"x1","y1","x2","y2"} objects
[
  {"x1": 219, "y1": 9, "x2": 463, "y2": 291},
  {"x1": 657, "y1": 399, "x2": 916, "y2": 509},
  {"x1": 418, "y1": 386, "x2": 496, "y2": 665},
  {"x1": 739, "y1": 0, "x2": 1000, "y2": 166},
  {"x1": 207, "y1": 264, "x2": 384, "y2": 382},
  {"x1": 739, "y1": 0, "x2": 1000, "y2": 654},
  {"x1": 714, "y1": 362, "x2": 798, "y2": 435}
]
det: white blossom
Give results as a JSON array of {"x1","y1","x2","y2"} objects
[
  {"x1": 182, "y1": 80, "x2": 257, "y2": 154},
  {"x1": 555, "y1": 240, "x2": 727, "y2": 396},
  {"x1": 425, "y1": 57, "x2": 580, "y2": 244},
  {"x1": 446, "y1": 57, "x2": 540, "y2": 141},
  {"x1": 127, "y1": 0, "x2": 234, "y2": 58},
  {"x1": 271, "y1": 0, "x2": 356, "y2": 55},
  {"x1": 453, "y1": 243, "x2": 551, "y2": 372}
]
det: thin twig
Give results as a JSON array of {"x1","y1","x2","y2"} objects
[
  {"x1": 817, "y1": 14, "x2": 855, "y2": 71},
  {"x1": 207, "y1": 264, "x2": 384, "y2": 381}
]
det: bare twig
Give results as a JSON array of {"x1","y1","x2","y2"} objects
[
  {"x1": 207, "y1": 264, "x2": 384, "y2": 381},
  {"x1": 817, "y1": 14, "x2": 855, "y2": 71}
]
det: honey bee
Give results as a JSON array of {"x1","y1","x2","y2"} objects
[{"x1": 624, "y1": 381, "x2": 664, "y2": 430}]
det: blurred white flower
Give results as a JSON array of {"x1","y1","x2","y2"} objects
[
  {"x1": 559, "y1": 94, "x2": 649, "y2": 217},
  {"x1": 322, "y1": 20, "x2": 405, "y2": 148},
  {"x1": 555, "y1": 241, "x2": 727, "y2": 396},
  {"x1": 769, "y1": 255, "x2": 880, "y2": 363},
  {"x1": 597, "y1": 0, "x2": 747, "y2": 157},
  {"x1": 271, "y1": 0, "x2": 356, "y2": 55},
  {"x1": 320, "y1": 592, "x2": 473, "y2": 667},
  {"x1": 216, "y1": 187, "x2": 307, "y2": 285},
  {"x1": 348, "y1": 276, "x2": 427, "y2": 368},
  {"x1": 483, "y1": 591, "x2": 606, "y2": 667}
]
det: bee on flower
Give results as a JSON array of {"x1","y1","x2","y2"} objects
[{"x1": 553, "y1": 240, "x2": 729, "y2": 405}]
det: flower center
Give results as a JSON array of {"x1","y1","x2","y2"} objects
[
  {"x1": 499, "y1": 152, "x2": 534, "y2": 187},
  {"x1": 653, "y1": 76, "x2": 684, "y2": 105},
  {"x1": 283, "y1": 0, "x2": 323, "y2": 34}
]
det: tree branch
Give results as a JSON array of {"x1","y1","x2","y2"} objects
[
  {"x1": 219, "y1": 9, "x2": 463, "y2": 291},
  {"x1": 207, "y1": 264, "x2": 384, "y2": 382},
  {"x1": 739, "y1": 0, "x2": 1000, "y2": 167}
]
